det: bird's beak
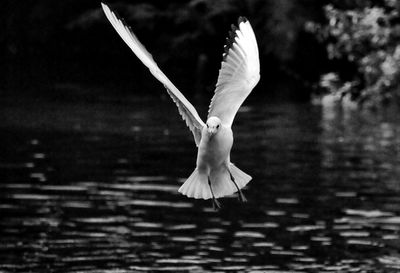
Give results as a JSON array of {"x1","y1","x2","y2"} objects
[{"x1": 207, "y1": 128, "x2": 216, "y2": 136}]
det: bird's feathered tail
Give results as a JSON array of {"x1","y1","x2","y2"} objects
[
  {"x1": 178, "y1": 169, "x2": 210, "y2": 199},
  {"x1": 178, "y1": 164, "x2": 251, "y2": 200}
]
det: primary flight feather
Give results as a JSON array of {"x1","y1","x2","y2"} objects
[{"x1": 101, "y1": 3, "x2": 260, "y2": 208}]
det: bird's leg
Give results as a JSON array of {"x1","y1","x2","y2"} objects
[
  {"x1": 228, "y1": 170, "x2": 247, "y2": 202},
  {"x1": 208, "y1": 177, "x2": 221, "y2": 210}
]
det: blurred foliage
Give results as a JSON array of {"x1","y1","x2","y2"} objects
[
  {"x1": 2, "y1": 0, "x2": 326, "y2": 100},
  {"x1": 307, "y1": 0, "x2": 400, "y2": 107}
]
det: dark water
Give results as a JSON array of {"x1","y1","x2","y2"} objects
[{"x1": 1, "y1": 95, "x2": 400, "y2": 272}]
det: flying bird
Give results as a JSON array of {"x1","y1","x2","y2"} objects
[{"x1": 101, "y1": 3, "x2": 260, "y2": 209}]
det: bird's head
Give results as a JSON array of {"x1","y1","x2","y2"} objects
[{"x1": 206, "y1": 116, "x2": 221, "y2": 136}]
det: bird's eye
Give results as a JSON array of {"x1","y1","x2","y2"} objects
[{"x1": 217, "y1": 125, "x2": 220, "y2": 128}]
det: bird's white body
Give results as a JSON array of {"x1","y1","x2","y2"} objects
[
  {"x1": 179, "y1": 116, "x2": 252, "y2": 200},
  {"x1": 182, "y1": 122, "x2": 250, "y2": 200},
  {"x1": 101, "y1": 3, "x2": 259, "y2": 204},
  {"x1": 179, "y1": 119, "x2": 251, "y2": 199},
  {"x1": 197, "y1": 122, "x2": 233, "y2": 171}
]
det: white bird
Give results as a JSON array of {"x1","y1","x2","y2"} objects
[{"x1": 101, "y1": 3, "x2": 260, "y2": 209}]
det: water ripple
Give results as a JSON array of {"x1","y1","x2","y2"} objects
[
  {"x1": 1, "y1": 100, "x2": 399, "y2": 272},
  {"x1": 118, "y1": 200, "x2": 193, "y2": 208}
]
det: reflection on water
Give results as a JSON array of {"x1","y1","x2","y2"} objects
[{"x1": 0, "y1": 95, "x2": 400, "y2": 272}]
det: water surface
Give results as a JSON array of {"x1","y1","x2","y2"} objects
[{"x1": 1, "y1": 95, "x2": 400, "y2": 272}]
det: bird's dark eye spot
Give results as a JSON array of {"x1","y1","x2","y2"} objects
[
  {"x1": 217, "y1": 125, "x2": 220, "y2": 128},
  {"x1": 207, "y1": 124, "x2": 209, "y2": 128}
]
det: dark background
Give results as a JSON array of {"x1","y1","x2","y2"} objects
[
  {"x1": 1, "y1": 0, "x2": 337, "y2": 102},
  {"x1": 1, "y1": 0, "x2": 388, "y2": 102}
]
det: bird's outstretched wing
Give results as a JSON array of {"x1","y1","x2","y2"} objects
[
  {"x1": 101, "y1": 3, "x2": 205, "y2": 146},
  {"x1": 208, "y1": 17, "x2": 260, "y2": 127}
]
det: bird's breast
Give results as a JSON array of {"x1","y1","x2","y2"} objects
[{"x1": 196, "y1": 126, "x2": 233, "y2": 170}]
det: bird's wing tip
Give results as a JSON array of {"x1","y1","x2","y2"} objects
[
  {"x1": 222, "y1": 16, "x2": 251, "y2": 60},
  {"x1": 222, "y1": 25, "x2": 239, "y2": 61},
  {"x1": 238, "y1": 16, "x2": 248, "y2": 24}
]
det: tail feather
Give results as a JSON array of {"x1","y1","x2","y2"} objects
[
  {"x1": 178, "y1": 168, "x2": 211, "y2": 200},
  {"x1": 229, "y1": 163, "x2": 252, "y2": 189},
  {"x1": 193, "y1": 179, "x2": 203, "y2": 199},
  {"x1": 178, "y1": 164, "x2": 252, "y2": 200}
]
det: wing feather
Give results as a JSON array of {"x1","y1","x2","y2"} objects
[
  {"x1": 101, "y1": 3, "x2": 205, "y2": 145},
  {"x1": 208, "y1": 17, "x2": 260, "y2": 127}
]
